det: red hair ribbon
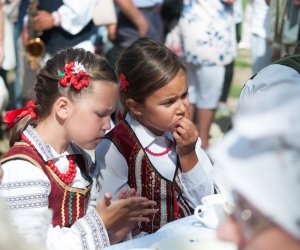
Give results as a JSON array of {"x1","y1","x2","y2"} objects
[
  {"x1": 58, "y1": 61, "x2": 89, "y2": 90},
  {"x1": 3, "y1": 100, "x2": 37, "y2": 129},
  {"x1": 119, "y1": 73, "x2": 128, "y2": 92}
]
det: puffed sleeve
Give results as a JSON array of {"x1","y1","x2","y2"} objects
[{"x1": 93, "y1": 138, "x2": 129, "y2": 201}]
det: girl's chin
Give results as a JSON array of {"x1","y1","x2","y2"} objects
[{"x1": 80, "y1": 139, "x2": 102, "y2": 150}]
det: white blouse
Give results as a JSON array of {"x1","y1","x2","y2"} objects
[{"x1": 0, "y1": 125, "x2": 110, "y2": 250}]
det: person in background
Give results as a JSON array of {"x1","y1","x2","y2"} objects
[
  {"x1": 168, "y1": 0, "x2": 236, "y2": 149},
  {"x1": 0, "y1": 48, "x2": 157, "y2": 249},
  {"x1": 0, "y1": 1, "x2": 9, "y2": 114},
  {"x1": 238, "y1": 0, "x2": 253, "y2": 50},
  {"x1": 0, "y1": 0, "x2": 16, "y2": 112},
  {"x1": 267, "y1": 0, "x2": 300, "y2": 61},
  {"x1": 20, "y1": 0, "x2": 98, "y2": 103},
  {"x1": 23, "y1": 0, "x2": 97, "y2": 55},
  {"x1": 106, "y1": 0, "x2": 164, "y2": 66},
  {"x1": 218, "y1": 0, "x2": 243, "y2": 114},
  {"x1": 160, "y1": 0, "x2": 183, "y2": 38},
  {"x1": 94, "y1": 37, "x2": 214, "y2": 237},
  {"x1": 212, "y1": 53, "x2": 300, "y2": 250},
  {"x1": 250, "y1": 0, "x2": 271, "y2": 74}
]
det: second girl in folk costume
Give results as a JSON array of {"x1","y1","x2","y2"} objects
[
  {"x1": 94, "y1": 37, "x2": 214, "y2": 236},
  {"x1": 0, "y1": 48, "x2": 157, "y2": 249}
]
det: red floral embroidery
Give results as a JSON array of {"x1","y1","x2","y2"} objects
[
  {"x1": 119, "y1": 73, "x2": 129, "y2": 92},
  {"x1": 59, "y1": 61, "x2": 89, "y2": 90}
]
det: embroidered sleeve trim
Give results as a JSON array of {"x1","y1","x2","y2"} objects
[
  {"x1": 0, "y1": 179, "x2": 50, "y2": 190},
  {"x1": 1, "y1": 192, "x2": 49, "y2": 210},
  {"x1": 74, "y1": 221, "x2": 89, "y2": 250},
  {"x1": 83, "y1": 209, "x2": 110, "y2": 249}
]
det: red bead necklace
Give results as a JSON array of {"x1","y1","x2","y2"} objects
[
  {"x1": 145, "y1": 140, "x2": 173, "y2": 157},
  {"x1": 21, "y1": 133, "x2": 77, "y2": 185}
]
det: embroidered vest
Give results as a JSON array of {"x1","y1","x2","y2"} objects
[
  {"x1": 105, "y1": 120, "x2": 193, "y2": 235},
  {"x1": 38, "y1": 0, "x2": 96, "y2": 55},
  {"x1": 1, "y1": 141, "x2": 92, "y2": 227}
]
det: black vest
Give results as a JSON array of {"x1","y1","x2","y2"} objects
[{"x1": 39, "y1": 0, "x2": 95, "y2": 54}]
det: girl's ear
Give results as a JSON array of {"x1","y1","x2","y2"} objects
[
  {"x1": 55, "y1": 97, "x2": 72, "y2": 120},
  {"x1": 126, "y1": 98, "x2": 142, "y2": 117}
]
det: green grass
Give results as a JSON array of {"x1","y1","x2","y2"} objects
[
  {"x1": 229, "y1": 83, "x2": 243, "y2": 98},
  {"x1": 242, "y1": 0, "x2": 248, "y2": 10},
  {"x1": 229, "y1": 46, "x2": 252, "y2": 98},
  {"x1": 234, "y1": 59, "x2": 252, "y2": 69}
]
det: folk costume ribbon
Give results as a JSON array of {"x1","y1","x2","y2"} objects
[{"x1": 3, "y1": 100, "x2": 37, "y2": 128}]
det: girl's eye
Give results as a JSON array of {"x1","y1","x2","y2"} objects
[
  {"x1": 182, "y1": 92, "x2": 188, "y2": 99},
  {"x1": 163, "y1": 100, "x2": 175, "y2": 106},
  {"x1": 97, "y1": 113, "x2": 106, "y2": 118}
]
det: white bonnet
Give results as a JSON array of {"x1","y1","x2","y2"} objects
[{"x1": 211, "y1": 58, "x2": 300, "y2": 239}]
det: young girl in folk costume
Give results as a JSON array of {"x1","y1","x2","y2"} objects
[
  {"x1": 94, "y1": 37, "x2": 214, "y2": 236},
  {"x1": 0, "y1": 48, "x2": 157, "y2": 249}
]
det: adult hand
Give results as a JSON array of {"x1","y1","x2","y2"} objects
[
  {"x1": 31, "y1": 10, "x2": 55, "y2": 31},
  {"x1": 96, "y1": 192, "x2": 157, "y2": 243}
]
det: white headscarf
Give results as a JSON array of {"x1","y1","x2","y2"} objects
[{"x1": 211, "y1": 59, "x2": 300, "y2": 240}]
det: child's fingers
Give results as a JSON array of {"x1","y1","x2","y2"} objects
[
  {"x1": 104, "y1": 192, "x2": 112, "y2": 206},
  {"x1": 173, "y1": 130, "x2": 184, "y2": 145},
  {"x1": 127, "y1": 188, "x2": 137, "y2": 197}
]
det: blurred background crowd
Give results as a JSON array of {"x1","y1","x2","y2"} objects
[{"x1": 0, "y1": 0, "x2": 299, "y2": 154}]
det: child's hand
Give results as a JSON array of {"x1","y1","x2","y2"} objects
[
  {"x1": 173, "y1": 116, "x2": 199, "y2": 172},
  {"x1": 96, "y1": 192, "x2": 157, "y2": 243},
  {"x1": 118, "y1": 187, "x2": 140, "y2": 199},
  {"x1": 173, "y1": 116, "x2": 198, "y2": 156}
]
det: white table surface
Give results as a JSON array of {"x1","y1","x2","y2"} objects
[{"x1": 104, "y1": 215, "x2": 216, "y2": 250}]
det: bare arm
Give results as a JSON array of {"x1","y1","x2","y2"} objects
[{"x1": 114, "y1": 0, "x2": 148, "y2": 36}]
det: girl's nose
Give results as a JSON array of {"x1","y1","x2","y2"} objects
[
  {"x1": 103, "y1": 116, "x2": 113, "y2": 131},
  {"x1": 178, "y1": 99, "x2": 188, "y2": 115}
]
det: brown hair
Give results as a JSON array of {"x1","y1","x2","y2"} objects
[
  {"x1": 116, "y1": 37, "x2": 186, "y2": 114},
  {"x1": 9, "y1": 48, "x2": 118, "y2": 146}
]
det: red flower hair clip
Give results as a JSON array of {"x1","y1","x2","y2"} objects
[
  {"x1": 58, "y1": 61, "x2": 89, "y2": 90},
  {"x1": 3, "y1": 100, "x2": 37, "y2": 128},
  {"x1": 119, "y1": 73, "x2": 129, "y2": 92}
]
